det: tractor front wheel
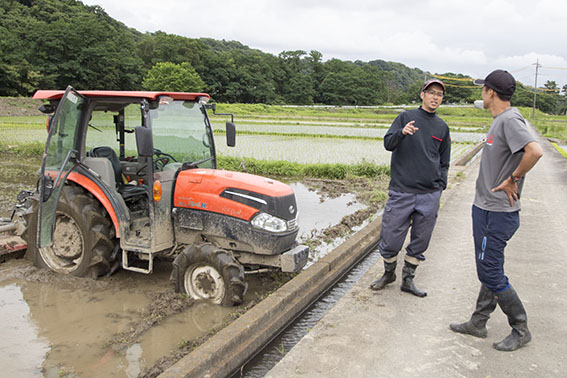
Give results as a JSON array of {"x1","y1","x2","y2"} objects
[{"x1": 172, "y1": 243, "x2": 247, "y2": 306}]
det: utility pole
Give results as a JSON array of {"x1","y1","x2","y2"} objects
[{"x1": 532, "y1": 59, "x2": 541, "y2": 119}]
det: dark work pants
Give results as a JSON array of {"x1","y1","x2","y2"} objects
[
  {"x1": 472, "y1": 205, "x2": 520, "y2": 292},
  {"x1": 378, "y1": 189, "x2": 442, "y2": 263}
]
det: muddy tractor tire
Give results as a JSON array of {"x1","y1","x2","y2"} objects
[
  {"x1": 23, "y1": 184, "x2": 118, "y2": 279},
  {"x1": 171, "y1": 243, "x2": 247, "y2": 306}
]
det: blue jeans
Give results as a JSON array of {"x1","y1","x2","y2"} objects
[
  {"x1": 378, "y1": 190, "x2": 442, "y2": 263},
  {"x1": 472, "y1": 205, "x2": 520, "y2": 292}
]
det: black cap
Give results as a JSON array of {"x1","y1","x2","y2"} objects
[
  {"x1": 423, "y1": 79, "x2": 446, "y2": 92},
  {"x1": 474, "y1": 69, "x2": 516, "y2": 97}
]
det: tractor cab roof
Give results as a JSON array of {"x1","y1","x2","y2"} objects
[{"x1": 33, "y1": 90, "x2": 210, "y2": 101}]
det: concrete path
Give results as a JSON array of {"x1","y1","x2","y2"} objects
[{"x1": 267, "y1": 132, "x2": 567, "y2": 378}]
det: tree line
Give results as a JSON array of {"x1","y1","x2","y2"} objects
[{"x1": 1, "y1": 0, "x2": 565, "y2": 113}]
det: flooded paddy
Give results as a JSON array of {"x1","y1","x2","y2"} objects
[{"x1": 216, "y1": 135, "x2": 481, "y2": 165}]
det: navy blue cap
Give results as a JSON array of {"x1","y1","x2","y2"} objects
[{"x1": 474, "y1": 69, "x2": 516, "y2": 97}]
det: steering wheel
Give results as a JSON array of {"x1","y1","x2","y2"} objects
[{"x1": 153, "y1": 148, "x2": 177, "y2": 170}]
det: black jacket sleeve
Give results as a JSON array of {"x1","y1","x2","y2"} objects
[
  {"x1": 384, "y1": 114, "x2": 406, "y2": 151},
  {"x1": 438, "y1": 128, "x2": 451, "y2": 189}
]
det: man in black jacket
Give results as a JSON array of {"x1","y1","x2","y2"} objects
[{"x1": 370, "y1": 79, "x2": 451, "y2": 297}]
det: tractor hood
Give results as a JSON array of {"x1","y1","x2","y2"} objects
[{"x1": 173, "y1": 169, "x2": 297, "y2": 222}]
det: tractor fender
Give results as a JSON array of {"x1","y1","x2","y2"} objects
[{"x1": 66, "y1": 172, "x2": 121, "y2": 238}]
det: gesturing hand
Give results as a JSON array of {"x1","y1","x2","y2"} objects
[{"x1": 402, "y1": 120, "x2": 419, "y2": 135}]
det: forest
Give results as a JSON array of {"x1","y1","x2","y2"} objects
[{"x1": 1, "y1": 0, "x2": 566, "y2": 113}]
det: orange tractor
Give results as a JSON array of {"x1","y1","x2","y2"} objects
[{"x1": 1, "y1": 87, "x2": 308, "y2": 305}]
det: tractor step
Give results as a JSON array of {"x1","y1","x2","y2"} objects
[{"x1": 122, "y1": 249, "x2": 154, "y2": 274}]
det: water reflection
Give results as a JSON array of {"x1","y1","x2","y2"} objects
[
  {"x1": 290, "y1": 182, "x2": 366, "y2": 240},
  {"x1": 0, "y1": 266, "x2": 237, "y2": 378},
  {"x1": 125, "y1": 343, "x2": 143, "y2": 378},
  {"x1": 0, "y1": 282, "x2": 49, "y2": 377},
  {"x1": 20, "y1": 279, "x2": 150, "y2": 377}
]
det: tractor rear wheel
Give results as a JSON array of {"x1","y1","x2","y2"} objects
[
  {"x1": 24, "y1": 184, "x2": 118, "y2": 279},
  {"x1": 171, "y1": 243, "x2": 247, "y2": 306}
]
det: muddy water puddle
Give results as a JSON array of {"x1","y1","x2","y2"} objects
[
  {"x1": 0, "y1": 151, "x2": 369, "y2": 377},
  {"x1": 0, "y1": 259, "x2": 238, "y2": 377},
  {"x1": 292, "y1": 182, "x2": 365, "y2": 236}
]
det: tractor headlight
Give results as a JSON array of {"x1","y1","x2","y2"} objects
[{"x1": 251, "y1": 212, "x2": 287, "y2": 233}]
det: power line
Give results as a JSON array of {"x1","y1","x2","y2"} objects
[
  {"x1": 511, "y1": 65, "x2": 533, "y2": 73},
  {"x1": 432, "y1": 74, "x2": 473, "y2": 82},
  {"x1": 443, "y1": 83, "x2": 479, "y2": 88}
]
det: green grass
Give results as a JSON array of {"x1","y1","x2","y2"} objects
[
  {"x1": 0, "y1": 140, "x2": 44, "y2": 155},
  {"x1": 0, "y1": 116, "x2": 46, "y2": 124},
  {"x1": 551, "y1": 143, "x2": 567, "y2": 158},
  {"x1": 515, "y1": 107, "x2": 567, "y2": 141},
  {"x1": 218, "y1": 156, "x2": 390, "y2": 179},
  {"x1": 531, "y1": 119, "x2": 567, "y2": 141}
]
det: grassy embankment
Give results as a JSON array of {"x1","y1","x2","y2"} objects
[{"x1": 517, "y1": 108, "x2": 567, "y2": 142}]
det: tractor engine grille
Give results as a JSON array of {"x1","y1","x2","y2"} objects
[
  {"x1": 287, "y1": 217, "x2": 298, "y2": 231},
  {"x1": 220, "y1": 188, "x2": 298, "y2": 221}
]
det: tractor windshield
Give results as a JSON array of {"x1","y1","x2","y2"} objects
[{"x1": 149, "y1": 98, "x2": 215, "y2": 169}]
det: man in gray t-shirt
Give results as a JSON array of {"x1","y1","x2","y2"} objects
[
  {"x1": 474, "y1": 106, "x2": 535, "y2": 212},
  {"x1": 449, "y1": 70, "x2": 543, "y2": 352}
]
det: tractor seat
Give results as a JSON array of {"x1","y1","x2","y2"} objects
[{"x1": 88, "y1": 147, "x2": 147, "y2": 201}]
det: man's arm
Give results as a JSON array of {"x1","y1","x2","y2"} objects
[
  {"x1": 384, "y1": 117, "x2": 418, "y2": 151},
  {"x1": 492, "y1": 141, "x2": 544, "y2": 206},
  {"x1": 439, "y1": 131, "x2": 451, "y2": 189}
]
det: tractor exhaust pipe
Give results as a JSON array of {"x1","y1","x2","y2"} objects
[{"x1": 0, "y1": 223, "x2": 17, "y2": 233}]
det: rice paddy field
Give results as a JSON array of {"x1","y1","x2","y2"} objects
[
  {"x1": 207, "y1": 109, "x2": 487, "y2": 165},
  {"x1": 0, "y1": 103, "x2": 493, "y2": 168}
]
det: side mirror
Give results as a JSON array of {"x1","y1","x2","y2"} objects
[
  {"x1": 135, "y1": 126, "x2": 154, "y2": 157},
  {"x1": 226, "y1": 121, "x2": 236, "y2": 147}
]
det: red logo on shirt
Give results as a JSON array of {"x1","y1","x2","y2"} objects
[{"x1": 486, "y1": 134, "x2": 494, "y2": 146}]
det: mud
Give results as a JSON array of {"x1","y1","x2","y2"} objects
[{"x1": 1, "y1": 256, "x2": 291, "y2": 377}]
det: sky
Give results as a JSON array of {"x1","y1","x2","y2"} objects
[{"x1": 82, "y1": 0, "x2": 567, "y2": 89}]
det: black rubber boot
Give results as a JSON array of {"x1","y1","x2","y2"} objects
[
  {"x1": 493, "y1": 285, "x2": 532, "y2": 351},
  {"x1": 449, "y1": 285, "x2": 497, "y2": 338},
  {"x1": 369, "y1": 261, "x2": 397, "y2": 290},
  {"x1": 400, "y1": 261, "x2": 427, "y2": 297}
]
